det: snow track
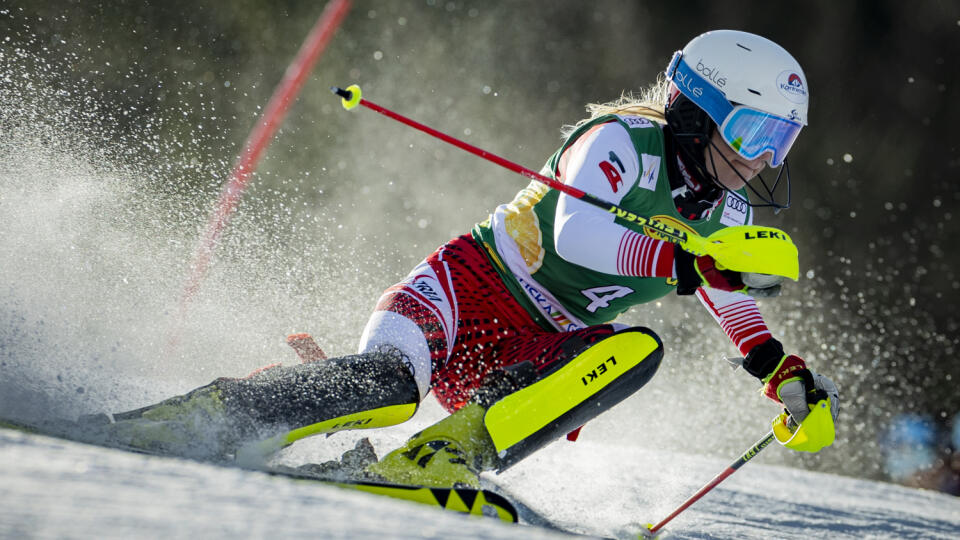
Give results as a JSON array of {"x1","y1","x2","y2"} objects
[{"x1": 2, "y1": 427, "x2": 957, "y2": 539}]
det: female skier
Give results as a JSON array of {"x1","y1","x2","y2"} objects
[{"x1": 94, "y1": 30, "x2": 840, "y2": 488}]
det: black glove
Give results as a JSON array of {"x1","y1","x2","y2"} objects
[{"x1": 674, "y1": 244, "x2": 783, "y2": 297}]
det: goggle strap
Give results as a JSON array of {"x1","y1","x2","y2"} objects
[
  {"x1": 665, "y1": 51, "x2": 682, "y2": 79},
  {"x1": 667, "y1": 56, "x2": 734, "y2": 126}
]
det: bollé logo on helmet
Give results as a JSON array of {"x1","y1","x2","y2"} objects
[
  {"x1": 673, "y1": 69, "x2": 703, "y2": 98},
  {"x1": 695, "y1": 58, "x2": 726, "y2": 87},
  {"x1": 776, "y1": 70, "x2": 808, "y2": 104}
]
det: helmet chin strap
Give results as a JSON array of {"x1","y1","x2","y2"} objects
[
  {"x1": 665, "y1": 93, "x2": 792, "y2": 212},
  {"x1": 703, "y1": 139, "x2": 792, "y2": 212}
]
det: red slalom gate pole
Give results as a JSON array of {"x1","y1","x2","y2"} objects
[
  {"x1": 644, "y1": 431, "x2": 776, "y2": 536},
  {"x1": 177, "y1": 0, "x2": 351, "y2": 320}
]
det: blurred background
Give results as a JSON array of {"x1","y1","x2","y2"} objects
[{"x1": 1, "y1": 1, "x2": 958, "y2": 495}]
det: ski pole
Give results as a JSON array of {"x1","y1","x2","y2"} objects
[
  {"x1": 330, "y1": 85, "x2": 695, "y2": 249},
  {"x1": 329, "y1": 85, "x2": 799, "y2": 282},
  {"x1": 643, "y1": 430, "x2": 776, "y2": 537}
]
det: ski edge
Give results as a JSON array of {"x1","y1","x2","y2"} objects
[{"x1": 259, "y1": 466, "x2": 519, "y2": 523}]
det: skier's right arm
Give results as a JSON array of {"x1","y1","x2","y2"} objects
[
  {"x1": 553, "y1": 122, "x2": 752, "y2": 291},
  {"x1": 553, "y1": 121, "x2": 675, "y2": 278}
]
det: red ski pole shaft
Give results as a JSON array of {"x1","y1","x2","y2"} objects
[
  {"x1": 329, "y1": 85, "x2": 693, "y2": 248},
  {"x1": 343, "y1": 90, "x2": 584, "y2": 196},
  {"x1": 646, "y1": 431, "x2": 776, "y2": 535},
  {"x1": 179, "y1": 0, "x2": 352, "y2": 310}
]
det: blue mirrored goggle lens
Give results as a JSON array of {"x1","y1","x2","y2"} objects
[{"x1": 720, "y1": 106, "x2": 802, "y2": 167}]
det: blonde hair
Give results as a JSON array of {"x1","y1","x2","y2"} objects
[{"x1": 561, "y1": 77, "x2": 672, "y2": 139}]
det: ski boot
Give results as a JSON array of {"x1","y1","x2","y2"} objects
[
  {"x1": 81, "y1": 347, "x2": 421, "y2": 462},
  {"x1": 366, "y1": 402, "x2": 496, "y2": 488},
  {"x1": 80, "y1": 379, "x2": 250, "y2": 460}
]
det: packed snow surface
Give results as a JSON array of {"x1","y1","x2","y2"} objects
[{"x1": 2, "y1": 422, "x2": 957, "y2": 539}]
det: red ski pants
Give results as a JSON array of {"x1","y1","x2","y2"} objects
[{"x1": 370, "y1": 235, "x2": 616, "y2": 412}]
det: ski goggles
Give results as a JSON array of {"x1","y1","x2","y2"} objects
[{"x1": 665, "y1": 51, "x2": 802, "y2": 167}]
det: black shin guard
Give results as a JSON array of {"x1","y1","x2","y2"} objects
[
  {"x1": 108, "y1": 348, "x2": 420, "y2": 458},
  {"x1": 217, "y1": 348, "x2": 421, "y2": 440}
]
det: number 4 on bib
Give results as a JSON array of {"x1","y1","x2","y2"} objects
[{"x1": 581, "y1": 285, "x2": 634, "y2": 313}]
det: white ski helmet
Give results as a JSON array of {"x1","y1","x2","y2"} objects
[{"x1": 665, "y1": 29, "x2": 808, "y2": 168}]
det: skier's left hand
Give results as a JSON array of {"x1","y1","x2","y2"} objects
[{"x1": 743, "y1": 338, "x2": 840, "y2": 425}]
